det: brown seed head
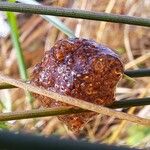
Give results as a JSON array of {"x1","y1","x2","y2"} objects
[{"x1": 30, "y1": 38, "x2": 124, "y2": 133}]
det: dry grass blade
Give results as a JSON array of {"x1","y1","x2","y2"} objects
[
  {"x1": 108, "y1": 83, "x2": 150, "y2": 144},
  {"x1": 96, "y1": 0, "x2": 116, "y2": 42},
  {"x1": 124, "y1": 2, "x2": 139, "y2": 66},
  {"x1": 125, "y1": 52, "x2": 150, "y2": 70},
  {"x1": 0, "y1": 73, "x2": 150, "y2": 126}
]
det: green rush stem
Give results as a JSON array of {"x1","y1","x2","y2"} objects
[
  {"x1": 7, "y1": 9, "x2": 33, "y2": 106},
  {"x1": 0, "y1": 83, "x2": 16, "y2": 89},
  {"x1": 0, "y1": 2, "x2": 150, "y2": 27},
  {"x1": 124, "y1": 69, "x2": 150, "y2": 78},
  {"x1": 7, "y1": 12, "x2": 27, "y2": 80},
  {"x1": 17, "y1": 0, "x2": 75, "y2": 38},
  {"x1": 0, "y1": 97, "x2": 149, "y2": 121},
  {"x1": 109, "y1": 97, "x2": 150, "y2": 108}
]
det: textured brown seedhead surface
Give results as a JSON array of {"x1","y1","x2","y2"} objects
[{"x1": 30, "y1": 38, "x2": 124, "y2": 133}]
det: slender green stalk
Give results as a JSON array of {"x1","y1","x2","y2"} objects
[
  {"x1": 0, "y1": 83, "x2": 16, "y2": 89},
  {"x1": 124, "y1": 69, "x2": 150, "y2": 78},
  {"x1": 7, "y1": 7, "x2": 33, "y2": 106},
  {"x1": 109, "y1": 97, "x2": 150, "y2": 108},
  {"x1": 17, "y1": 0, "x2": 75, "y2": 38},
  {"x1": 7, "y1": 12, "x2": 27, "y2": 80},
  {"x1": 0, "y1": 97, "x2": 149, "y2": 121},
  {"x1": 0, "y1": 2, "x2": 150, "y2": 27},
  {"x1": 0, "y1": 107, "x2": 85, "y2": 121}
]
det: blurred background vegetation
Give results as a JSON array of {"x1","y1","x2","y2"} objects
[{"x1": 0, "y1": 0, "x2": 150, "y2": 149}]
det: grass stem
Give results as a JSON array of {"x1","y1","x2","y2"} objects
[
  {"x1": 0, "y1": 97, "x2": 150, "y2": 121},
  {"x1": 0, "y1": 2, "x2": 149, "y2": 27},
  {"x1": 0, "y1": 73, "x2": 150, "y2": 126}
]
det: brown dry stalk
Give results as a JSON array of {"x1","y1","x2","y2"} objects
[{"x1": 0, "y1": 73, "x2": 150, "y2": 126}]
